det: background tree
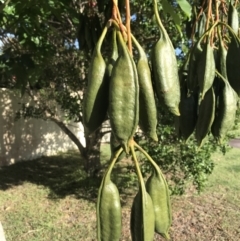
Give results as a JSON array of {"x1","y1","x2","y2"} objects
[
  {"x1": 0, "y1": 0, "x2": 177, "y2": 173},
  {"x1": 0, "y1": 0, "x2": 105, "y2": 172},
  {"x1": 0, "y1": 0, "x2": 239, "y2": 191}
]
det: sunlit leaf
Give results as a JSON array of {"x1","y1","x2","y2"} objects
[{"x1": 176, "y1": 0, "x2": 192, "y2": 19}]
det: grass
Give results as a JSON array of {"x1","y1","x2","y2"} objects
[
  {"x1": 0, "y1": 144, "x2": 240, "y2": 240},
  {"x1": 170, "y1": 147, "x2": 240, "y2": 240}
]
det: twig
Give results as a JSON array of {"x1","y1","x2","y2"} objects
[
  {"x1": 125, "y1": 0, "x2": 132, "y2": 54},
  {"x1": 19, "y1": 228, "x2": 43, "y2": 238}
]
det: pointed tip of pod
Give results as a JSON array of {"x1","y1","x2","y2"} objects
[
  {"x1": 170, "y1": 107, "x2": 181, "y2": 116},
  {"x1": 216, "y1": 137, "x2": 223, "y2": 145},
  {"x1": 199, "y1": 91, "x2": 207, "y2": 102},
  {"x1": 150, "y1": 132, "x2": 158, "y2": 142},
  {"x1": 197, "y1": 139, "x2": 204, "y2": 150},
  {"x1": 121, "y1": 141, "x2": 130, "y2": 154},
  {"x1": 160, "y1": 232, "x2": 171, "y2": 240}
]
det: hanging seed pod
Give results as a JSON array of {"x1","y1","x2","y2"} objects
[
  {"x1": 151, "y1": 0, "x2": 180, "y2": 116},
  {"x1": 109, "y1": 31, "x2": 139, "y2": 153},
  {"x1": 228, "y1": 2, "x2": 239, "y2": 35},
  {"x1": 218, "y1": 33, "x2": 228, "y2": 79},
  {"x1": 130, "y1": 146, "x2": 155, "y2": 241},
  {"x1": 185, "y1": 19, "x2": 193, "y2": 39},
  {"x1": 197, "y1": 37, "x2": 216, "y2": 100},
  {"x1": 83, "y1": 26, "x2": 109, "y2": 134},
  {"x1": 187, "y1": 41, "x2": 202, "y2": 93},
  {"x1": 226, "y1": 31, "x2": 240, "y2": 96},
  {"x1": 197, "y1": 12, "x2": 206, "y2": 38},
  {"x1": 130, "y1": 190, "x2": 155, "y2": 241},
  {"x1": 107, "y1": 29, "x2": 118, "y2": 78},
  {"x1": 196, "y1": 87, "x2": 216, "y2": 147},
  {"x1": 146, "y1": 164, "x2": 172, "y2": 240},
  {"x1": 178, "y1": 82, "x2": 198, "y2": 141},
  {"x1": 211, "y1": 80, "x2": 238, "y2": 143},
  {"x1": 97, "y1": 150, "x2": 122, "y2": 241},
  {"x1": 131, "y1": 34, "x2": 158, "y2": 141}
]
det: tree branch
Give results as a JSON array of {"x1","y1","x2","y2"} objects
[{"x1": 48, "y1": 115, "x2": 86, "y2": 156}]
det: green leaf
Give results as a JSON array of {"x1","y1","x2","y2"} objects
[
  {"x1": 72, "y1": 17, "x2": 79, "y2": 24},
  {"x1": 176, "y1": 0, "x2": 192, "y2": 19},
  {"x1": 161, "y1": 0, "x2": 182, "y2": 36},
  {"x1": 31, "y1": 36, "x2": 40, "y2": 46},
  {"x1": 3, "y1": 5, "x2": 15, "y2": 15}
]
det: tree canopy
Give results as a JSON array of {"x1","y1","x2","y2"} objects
[{"x1": 0, "y1": 0, "x2": 240, "y2": 180}]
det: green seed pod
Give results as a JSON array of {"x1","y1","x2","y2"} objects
[
  {"x1": 228, "y1": 2, "x2": 239, "y2": 35},
  {"x1": 218, "y1": 35, "x2": 228, "y2": 80},
  {"x1": 130, "y1": 190, "x2": 155, "y2": 241},
  {"x1": 178, "y1": 82, "x2": 198, "y2": 141},
  {"x1": 83, "y1": 26, "x2": 109, "y2": 134},
  {"x1": 97, "y1": 151, "x2": 122, "y2": 241},
  {"x1": 211, "y1": 81, "x2": 238, "y2": 143},
  {"x1": 226, "y1": 32, "x2": 240, "y2": 96},
  {"x1": 130, "y1": 144, "x2": 155, "y2": 241},
  {"x1": 97, "y1": 181, "x2": 121, "y2": 241},
  {"x1": 146, "y1": 164, "x2": 172, "y2": 240},
  {"x1": 131, "y1": 34, "x2": 158, "y2": 141},
  {"x1": 109, "y1": 31, "x2": 139, "y2": 153},
  {"x1": 107, "y1": 29, "x2": 118, "y2": 78},
  {"x1": 197, "y1": 38, "x2": 216, "y2": 100},
  {"x1": 187, "y1": 42, "x2": 202, "y2": 92},
  {"x1": 197, "y1": 12, "x2": 206, "y2": 38},
  {"x1": 185, "y1": 19, "x2": 193, "y2": 40},
  {"x1": 196, "y1": 87, "x2": 216, "y2": 147},
  {"x1": 151, "y1": 0, "x2": 180, "y2": 116}
]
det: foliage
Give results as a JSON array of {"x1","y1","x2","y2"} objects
[
  {"x1": 0, "y1": 0, "x2": 240, "y2": 175},
  {"x1": 135, "y1": 109, "x2": 222, "y2": 195}
]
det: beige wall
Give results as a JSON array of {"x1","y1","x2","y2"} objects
[{"x1": 0, "y1": 89, "x2": 86, "y2": 166}]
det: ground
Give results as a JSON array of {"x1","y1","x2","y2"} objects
[{"x1": 0, "y1": 141, "x2": 240, "y2": 241}]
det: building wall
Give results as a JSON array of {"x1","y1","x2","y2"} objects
[{"x1": 0, "y1": 89, "x2": 87, "y2": 166}]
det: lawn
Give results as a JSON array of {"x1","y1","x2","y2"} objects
[{"x1": 0, "y1": 144, "x2": 239, "y2": 241}]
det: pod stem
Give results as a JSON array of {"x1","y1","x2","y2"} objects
[
  {"x1": 112, "y1": 0, "x2": 122, "y2": 25},
  {"x1": 95, "y1": 25, "x2": 108, "y2": 53},
  {"x1": 193, "y1": 20, "x2": 219, "y2": 47},
  {"x1": 206, "y1": 0, "x2": 213, "y2": 32},
  {"x1": 130, "y1": 144, "x2": 147, "y2": 197},
  {"x1": 219, "y1": 21, "x2": 240, "y2": 40},
  {"x1": 116, "y1": 30, "x2": 132, "y2": 63},
  {"x1": 153, "y1": 0, "x2": 165, "y2": 35},
  {"x1": 104, "y1": 147, "x2": 123, "y2": 183},
  {"x1": 131, "y1": 34, "x2": 146, "y2": 58},
  {"x1": 215, "y1": 69, "x2": 228, "y2": 84},
  {"x1": 133, "y1": 141, "x2": 161, "y2": 172},
  {"x1": 125, "y1": 0, "x2": 132, "y2": 54},
  {"x1": 133, "y1": 141, "x2": 171, "y2": 197}
]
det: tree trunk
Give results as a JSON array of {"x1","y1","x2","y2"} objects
[
  {"x1": 48, "y1": 116, "x2": 102, "y2": 174},
  {"x1": 84, "y1": 128, "x2": 102, "y2": 174},
  {"x1": 49, "y1": 117, "x2": 86, "y2": 154}
]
